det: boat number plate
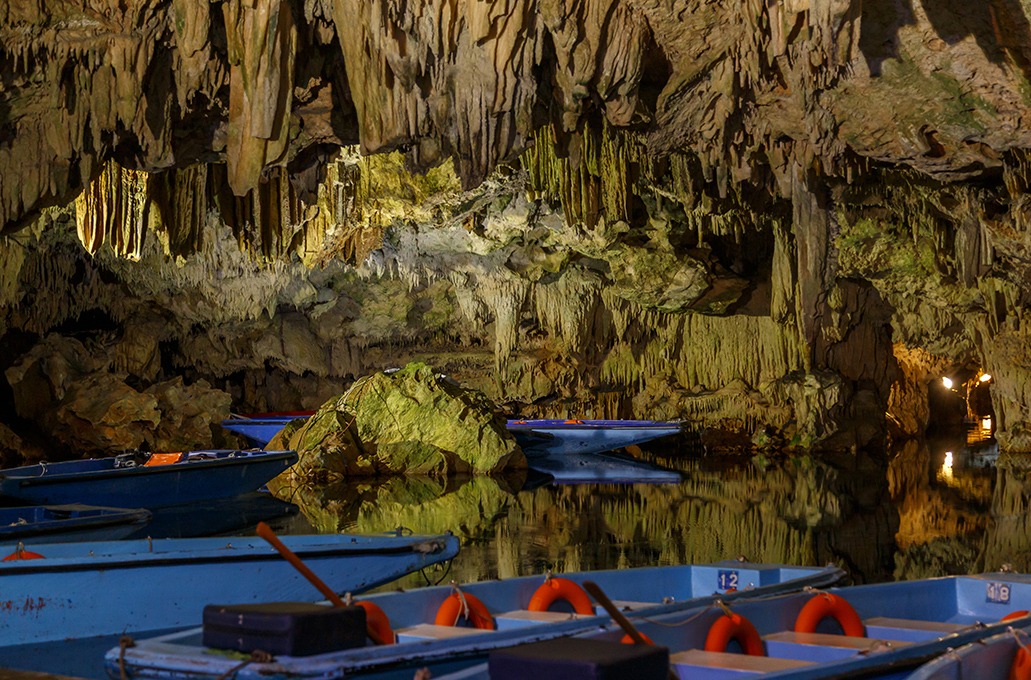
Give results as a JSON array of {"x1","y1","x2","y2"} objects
[
  {"x1": 717, "y1": 570, "x2": 739, "y2": 591},
  {"x1": 987, "y1": 582, "x2": 1011, "y2": 605}
]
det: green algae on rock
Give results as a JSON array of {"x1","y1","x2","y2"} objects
[{"x1": 268, "y1": 363, "x2": 525, "y2": 495}]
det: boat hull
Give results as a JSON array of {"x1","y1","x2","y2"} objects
[
  {"x1": 106, "y1": 561, "x2": 844, "y2": 680},
  {"x1": 0, "y1": 450, "x2": 298, "y2": 507},
  {"x1": 508, "y1": 421, "x2": 683, "y2": 457},
  {"x1": 0, "y1": 532, "x2": 459, "y2": 647},
  {"x1": 906, "y1": 629, "x2": 1026, "y2": 680}
]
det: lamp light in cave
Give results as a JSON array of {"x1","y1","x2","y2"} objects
[
  {"x1": 980, "y1": 374, "x2": 992, "y2": 382},
  {"x1": 942, "y1": 377, "x2": 954, "y2": 389}
]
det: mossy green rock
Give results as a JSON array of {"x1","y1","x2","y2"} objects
[
  {"x1": 267, "y1": 363, "x2": 524, "y2": 494},
  {"x1": 351, "y1": 363, "x2": 524, "y2": 473}
]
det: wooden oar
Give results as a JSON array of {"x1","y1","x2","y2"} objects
[
  {"x1": 582, "y1": 580, "x2": 649, "y2": 644},
  {"x1": 582, "y1": 580, "x2": 680, "y2": 680},
  {"x1": 255, "y1": 521, "x2": 385, "y2": 645}
]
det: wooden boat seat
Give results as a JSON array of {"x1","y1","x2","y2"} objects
[
  {"x1": 494, "y1": 610, "x2": 583, "y2": 630},
  {"x1": 670, "y1": 649, "x2": 813, "y2": 680},
  {"x1": 863, "y1": 617, "x2": 968, "y2": 643},
  {"x1": 394, "y1": 624, "x2": 494, "y2": 644},
  {"x1": 762, "y1": 631, "x2": 909, "y2": 663}
]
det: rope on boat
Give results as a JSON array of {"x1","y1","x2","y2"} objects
[
  {"x1": 634, "y1": 602, "x2": 718, "y2": 628},
  {"x1": 213, "y1": 649, "x2": 274, "y2": 680},
  {"x1": 449, "y1": 581, "x2": 473, "y2": 626},
  {"x1": 117, "y1": 636, "x2": 135, "y2": 680},
  {"x1": 420, "y1": 556, "x2": 453, "y2": 586}
]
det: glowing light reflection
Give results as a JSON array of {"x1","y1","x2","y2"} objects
[
  {"x1": 939, "y1": 451, "x2": 954, "y2": 482},
  {"x1": 980, "y1": 374, "x2": 992, "y2": 382},
  {"x1": 942, "y1": 377, "x2": 954, "y2": 389}
]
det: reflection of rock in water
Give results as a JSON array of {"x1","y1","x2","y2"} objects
[
  {"x1": 889, "y1": 439, "x2": 991, "y2": 580},
  {"x1": 285, "y1": 454, "x2": 898, "y2": 587},
  {"x1": 981, "y1": 453, "x2": 1031, "y2": 573}
]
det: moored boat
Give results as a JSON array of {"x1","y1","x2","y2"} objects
[
  {"x1": 439, "y1": 572, "x2": 1031, "y2": 680},
  {"x1": 0, "y1": 449, "x2": 298, "y2": 507},
  {"x1": 221, "y1": 413, "x2": 314, "y2": 445},
  {"x1": 905, "y1": 628, "x2": 1031, "y2": 680},
  {"x1": 106, "y1": 561, "x2": 845, "y2": 680},
  {"x1": 0, "y1": 530, "x2": 459, "y2": 648},
  {"x1": 0, "y1": 504, "x2": 151, "y2": 546},
  {"x1": 507, "y1": 419, "x2": 685, "y2": 457}
]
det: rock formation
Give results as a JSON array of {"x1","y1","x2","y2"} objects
[
  {"x1": 266, "y1": 363, "x2": 525, "y2": 490},
  {"x1": 4, "y1": 2, "x2": 1031, "y2": 455}
]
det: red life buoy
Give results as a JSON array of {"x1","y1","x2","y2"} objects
[
  {"x1": 794, "y1": 593, "x2": 865, "y2": 637},
  {"x1": 1002, "y1": 610, "x2": 1030, "y2": 623},
  {"x1": 527, "y1": 578, "x2": 595, "y2": 616},
  {"x1": 704, "y1": 613, "x2": 765, "y2": 656},
  {"x1": 2, "y1": 549, "x2": 44, "y2": 561},
  {"x1": 1011, "y1": 647, "x2": 1031, "y2": 680},
  {"x1": 354, "y1": 600, "x2": 395, "y2": 645},
  {"x1": 563, "y1": 419, "x2": 585, "y2": 424},
  {"x1": 620, "y1": 632, "x2": 655, "y2": 645},
  {"x1": 434, "y1": 592, "x2": 494, "y2": 630}
]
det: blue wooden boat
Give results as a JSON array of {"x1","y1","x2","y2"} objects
[
  {"x1": 0, "y1": 504, "x2": 151, "y2": 546},
  {"x1": 0, "y1": 531, "x2": 459, "y2": 649},
  {"x1": 106, "y1": 561, "x2": 845, "y2": 680},
  {"x1": 0, "y1": 449, "x2": 298, "y2": 507},
  {"x1": 432, "y1": 572, "x2": 1031, "y2": 680},
  {"x1": 221, "y1": 413, "x2": 314, "y2": 445},
  {"x1": 507, "y1": 419, "x2": 685, "y2": 457},
  {"x1": 905, "y1": 627, "x2": 1031, "y2": 680}
]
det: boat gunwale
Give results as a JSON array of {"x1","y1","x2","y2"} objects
[
  {"x1": 0, "y1": 533, "x2": 459, "y2": 575},
  {"x1": 0, "y1": 450, "x2": 298, "y2": 487}
]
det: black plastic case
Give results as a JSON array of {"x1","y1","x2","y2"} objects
[
  {"x1": 202, "y1": 602, "x2": 367, "y2": 657},
  {"x1": 488, "y1": 637, "x2": 670, "y2": 680}
]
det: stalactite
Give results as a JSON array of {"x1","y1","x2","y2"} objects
[{"x1": 74, "y1": 161, "x2": 150, "y2": 261}]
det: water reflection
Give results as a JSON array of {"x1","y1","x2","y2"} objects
[
  {"x1": 277, "y1": 447, "x2": 901, "y2": 589},
  {"x1": 262, "y1": 426, "x2": 1031, "y2": 590}
]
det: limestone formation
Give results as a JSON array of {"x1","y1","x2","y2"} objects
[{"x1": 267, "y1": 363, "x2": 525, "y2": 491}]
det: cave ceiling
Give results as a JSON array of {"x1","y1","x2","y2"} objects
[{"x1": 4, "y1": 0, "x2": 1031, "y2": 233}]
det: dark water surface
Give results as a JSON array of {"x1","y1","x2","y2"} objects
[{"x1": 268, "y1": 422, "x2": 1011, "y2": 593}]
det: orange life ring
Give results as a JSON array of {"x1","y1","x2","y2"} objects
[
  {"x1": 620, "y1": 632, "x2": 655, "y2": 645},
  {"x1": 434, "y1": 592, "x2": 494, "y2": 630},
  {"x1": 794, "y1": 593, "x2": 865, "y2": 637},
  {"x1": 354, "y1": 600, "x2": 395, "y2": 645},
  {"x1": 527, "y1": 578, "x2": 595, "y2": 616},
  {"x1": 2, "y1": 549, "x2": 44, "y2": 561},
  {"x1": 1002, "y1": 610, "x2": 1030, "y2": 623},
  {"x1": 563, "y1": 419, "x2": 585, "y2": 424},
  {"x1": 704, "y1": 613, "x2": 764, "y2": 656},
  {"x1": 1011, "y1": 647, "x2": 1031, "y2": 680}
]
